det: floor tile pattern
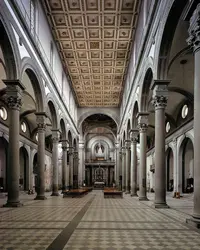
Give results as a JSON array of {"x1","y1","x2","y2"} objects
[{"x1": 0, "y1": 191, "x2": 199, "y2": 250}]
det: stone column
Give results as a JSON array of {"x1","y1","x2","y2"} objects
[
  {"x1": 152, "y1": 80, "x2": 169, "y2": 208},
  {"x1": 172, "y1": 138, "x2": 178, "y2": 193},
  {"x1": 3, "y1": 80, "x2": 24, "y2": 207},
  {"x1": 73, "y1": 151, "x2": 79, "y2": 188},
  {"x1": 186, "y1": 4, "x2": 200, "y2": 227},
  {"x1": 115, "y1": 142, "x2": 120, "y2": 187},
  {"x1": 130, "y1": 129, "x2": 138, "y2": 197},
  {"x1": 35, "y1": 112, "x2": 47, "y2": 200},
  {"x1": 51, "y1": 129, "x2": 60, "y2": 196},
  {"x1": 121, "y1": 146, "x2": 126, "y2": 191},
  {"x1": 137, "y1": 112, "x2": 149, "y2": 201},
  {"x1": 61, "y1": 140, "x2": 68, "y2": 191},
  {"x1": 69, "y1": 147, "x2": 74, "y2": 188},
  {"x1": 125, "y1": 140, "x2": 131, "y2": 193},
  {"x1": 78, "y1": 142, "x2": 85, "y2": 187}
]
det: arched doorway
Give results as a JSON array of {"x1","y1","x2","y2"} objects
[
  {"x1": 166, "y1": 148, "x2": 174, "y2": 191},
  {"x1": 181, "y1": 138, "x2": 194, "y2": 193},
  {"x1": 0, "y1": 137, "x2": 8, "y2": 191},
  {"x1": 19, "y1": 147, "x2": 29, "y2": 191}
]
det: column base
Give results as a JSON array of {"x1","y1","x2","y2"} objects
[
  {"x1": 131, "y1": 193, "x2": 138, "y2": 197},
  {"x1": 51, "y1": 192, "x2": 60, "y2": 196},
  {"x1": 186, "y1": 218, "x2": 200, "y2": 229},
  {"x1": 3, "y1": 201, "x2": 23, "y2": 207},
  {"x1": 139, "y1": 197, "x2": 149, "y2": 201},
  {"x1": 153, "y1": 202, "x2": 169, "y2": 209},
  {"x1": 34, "y1": 195, "x2": 47, "y2": 200}
]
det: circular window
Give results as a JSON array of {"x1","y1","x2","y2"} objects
[
  {"x1": 21, "y1": 122, "x2": 27, "y2": 133},
  {"x1": 35, "y1": 133, "x2": 38, "y2": 142},
  {"x1": 166, "y1": 122, "x2": 170, "y2": 133},
  {"x1": 182, "y1": 104, "x2": 188, "y2": 119},
  {"x1": 0, "y1": 107, "x2": 7, "y2": 121}
]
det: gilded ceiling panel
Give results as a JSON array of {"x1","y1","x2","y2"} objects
[{"x1": 42, "y1": 0, "x2": 141, "y2": 107}]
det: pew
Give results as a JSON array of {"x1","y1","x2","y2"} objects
[
  {"x1": 63, "y1": 188, "x2": 90, "y2": 198},
  {"x1": 103, "y1": 187, "x2": 123, "y2": 198}
]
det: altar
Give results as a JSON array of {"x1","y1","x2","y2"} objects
[{"x1": 94, "y1": 181, "x2": 105, "y2": 189}]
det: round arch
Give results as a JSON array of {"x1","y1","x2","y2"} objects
[
  {"x1": 78, "y1": 111, "x2": 119, "y2": 129},
  {"x1": 155, "y1": 0, "x2": 188, "y2": 79},
  {"x1": 0, "y1": 136, "x2": 8, "y2": 191},
  {"x1": 67, "y1": 130, "x2": 73, "y2": 147},
  {"x1": 166, "y1": 147, "x2": 174, "y2": 191},
  {"x1": 131, "y1": 101, "x2": 139, "y2": 129},
  {"x1": 0, "y1": 16, "x2": 20, "y2": 80},
  {"x1": 19, "y1": 146, "x2": 29, "y2": 191},
  {"x1": 20, "y1": 58, "x2": 46, "y2": 112},
  {"x1": 126, "y1": 119, "x2": 131, "y2": 139},
  {"x1": 60, "y1": 118, "x2": 66, "y2": 140},
  {"x1": 47, "y1": 99, "x2": 59, "y2": 129},
  {"x1": 178, "y1": 137, "x2": 194, "y2": 193},
  {"x1": 139, "y1": 68, "x2": 154, "y2": 112}
]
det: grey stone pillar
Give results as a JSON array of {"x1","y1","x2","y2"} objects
[
  {"x1": 51, "y1": 129, "x2": 60, "y2": 196},
  {"x1": 121, "y1": 146, "x2": 126, "y2": 191},
  {"x1": 152, "y1": 80, "x2": 169, "y2": 208},
  {"x1": 115, "y1": 142, "x2": 120, "y2": 187},
  {"x1": 61, "y1": 140, "x2": 68, "y2": 191},
  {"x1": 73, "y1": 151, "x2": 79, "y2": 188},
  {"x1": 69, "y1": 147, "x2": 74, "y2": 188},
  {"x1": 3, "y1": 80, "x2": 24, "y2": 207},
  {"x1": 78, "y1": 142, "x2": 85, "y2": 187},
  {"x1": 125, "y1": 140, "x2": 131, "y2": 193},
  {"x1": 137, "y1": 112, "x2": 149, "y2": 201},
  {"x1": 35, "y1": 112, "x2": 47, "y2": 200},
  {"x1": 186, "y1": 4, "x2": 200, "y2": 227},
  {"x1": 130, "y1": 129, "x2": 138, "y2": 197}
]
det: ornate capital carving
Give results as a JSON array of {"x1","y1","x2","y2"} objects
[
  {"x1": 3, "y1": 80, "x2": 25, "y2": 111},
  {"x1": 68, "y1": 146, "x2": 74, "y2": 155},
  {"x1": 152, "y1": 95, "x2": 168, "y2": 109},
  {"x1": 129, "y1": 129, "x2": 138, "y2": 143},
  {"x1": 61, "y1": 139, "x2": 68, "y2": 150},
  {"x1": 36, "y1": 112, "x2": 47, "y2": 132},
  {"x1": 137, "y1": 112, "x2": 149, "y2": 133},
  {"x1": 187, "y1": 4, "x2": 200, "y2": 52},
  {"x1": 52, "y1": 129, "x2": 60, "y2": 144},
  {"x1": 124, "y1": 139, "x2": 131, "y2": 149},
  {"x1": 73, "y1": 151, "x2": 79, "y2": 159},
  {"x1": 7, "y1": 96, "x2": 23, "y2": 110},
  {"x1": 151, "y1": 80, "x2": 169, "y2": 110}
]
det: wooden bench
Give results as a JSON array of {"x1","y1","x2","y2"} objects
[
  {"x1": 63, "y1": 189, "x2": 88, "y2": 198},
  {"x1": 103, "y1": 188, "x2": 123, "y2": 198}
]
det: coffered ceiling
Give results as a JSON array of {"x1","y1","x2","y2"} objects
[{"x1": 42, "y1": 0, "x2": 141, "y2": 107}]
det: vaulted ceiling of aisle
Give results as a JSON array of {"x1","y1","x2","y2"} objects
[{"x1": 42, "y1": 0, "x2": 141, "y2": 107}]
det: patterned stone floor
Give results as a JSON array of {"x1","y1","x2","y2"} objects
[{"x1": 0, "y1": 190, "x2": 199, "y2": 250}]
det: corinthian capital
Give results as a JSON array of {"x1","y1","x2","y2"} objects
[
  {"x1": 129, "y1": 129, "x2": 138, "y2": 143},
  {"x1": 51, "y1": 129, "x2": 60, "y2": 143},
  {"x1": 137, "y1": 112, "x2": 149, "y2": 133},
  {"x1": 36, "y1": 112, "x2": 47, "y2": 132},
  {"x1": 3, "y1": 80, "x2": 25, "y2": 110},
  {"x1": 187, "y1": 4, "x2": 200, "y2": 52},
  {"x1": 151, "y1": 80, "x2": 169, "y2": 110}
]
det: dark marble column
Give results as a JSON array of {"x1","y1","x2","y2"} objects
[
  {"x1": 125, "y1": 140, "x2": 131, "y2": 193},
  {"x1": 61, "y1": 140, "x2": 68, "y2": 191},
  {"x1": 152, "y1": 80, "x2": 170, "y2": 208},
  {"x1": 130, "y1": 129, "x2": 138, "y2": 197},
  {"x1": 137, "y1": 112, "x2": 149, "y2": 201},
  {"x1": 3, "y1": 80, "x2": 24, "y2": 207},
  {"x1": 34, "y1": 112, "x2": 47, "y2": 200},
  {"x1": 115, "y1": 142, "x2": 120, "y2": 187},
  {"x1": 186, "y1": 4, "x2": 200, "y2": 228},
  {"x1": 121, "y1": 146, "x2": 126, "y2": 192},
  {"x1": 68, "y1": 147, "x2": 74, "y2": 188},
  {"x1": 51, "y1": 129, "x2": 60, "y2": 196}
]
